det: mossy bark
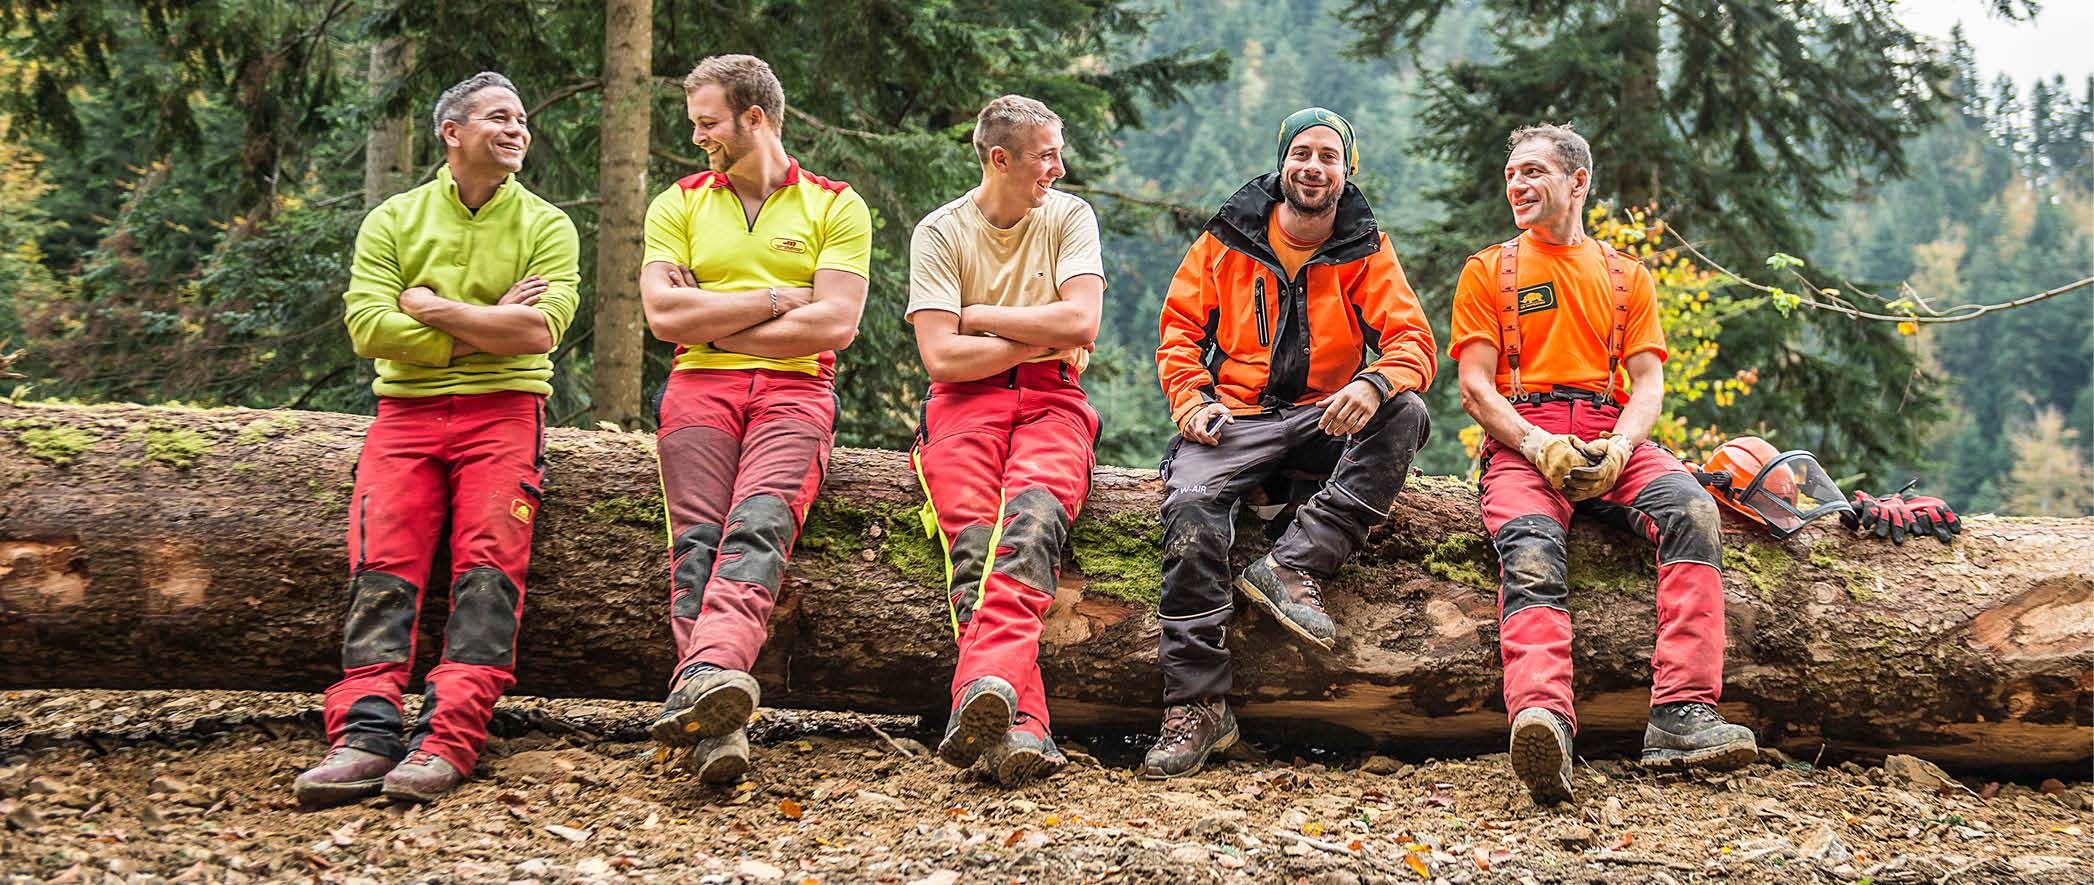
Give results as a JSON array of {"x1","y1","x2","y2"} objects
[{"x1": 2, "y1": 402, "x2": 2089, "y2": 772}]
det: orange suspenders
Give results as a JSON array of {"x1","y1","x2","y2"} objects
[{"x1": 1493, "y1": 237, "x2": 1633, "y2": 401}]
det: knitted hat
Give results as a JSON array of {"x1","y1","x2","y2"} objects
[{"x1": 1276, "y1": 107, "x2": 1357, "y2": 176}]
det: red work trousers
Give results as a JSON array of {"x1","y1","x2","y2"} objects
[
  {"x1": 1478, "y1": 397, "x2": 1726, "y2": 732},
  {"x1": 656, "y1": 367, "x2": 833, "y2": 676},
  {"x1": 912, "y1": 362, "x2": 1098, "y2": 738},
  {"x1": 323, "y1": 390, "x2": 545, "y2": 775}
]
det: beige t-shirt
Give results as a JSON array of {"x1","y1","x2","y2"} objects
[{"x1": 906, "y1": 188, "x2": 1105, "y2": 369}]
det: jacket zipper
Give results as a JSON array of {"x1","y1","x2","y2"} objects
[{"x1": 1254, "y1": 277, "x2": 1270, "y2": 347}]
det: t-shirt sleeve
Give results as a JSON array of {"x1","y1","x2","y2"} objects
[
  {"x1": 816, "y1": 190, "x2": 873, "y2": 278},
  {"x1": 1447, "y1": 254, "x2": 1500, "y2": 362},
  {"x1": 1053, "y1": 198, "x2": 1106, "y2": 287},
  {"x1": 642, "y1": 187, "x2": 690, "y2": 268},
  {"x1": 1622, "y1": 262, "x2": 1667, "y2": 362},
  {"x1": 906, "y1": 220, "x2": 963, "y2": 318}
]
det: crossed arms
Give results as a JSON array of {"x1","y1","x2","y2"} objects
[
  {"x1": 911, "y1": 274, "x2": 1103, "y2": 384},
  {"x1": 640, "y1": 262, "x2": 867, "y2": 357}
]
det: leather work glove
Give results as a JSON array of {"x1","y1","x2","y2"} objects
[
  {"x1": 1902, "y1": 494, "x2": 1963, "y2": 544},
  {"x1": 1841, "y1": 490, "x2": 1916, "y2": 544},
  {"x1": 1563, "y1": 432, "x2": 1633, "y2": 502},
  {"x1": 1519, "y1": 425, "x2": 1600, "y2": 489}
]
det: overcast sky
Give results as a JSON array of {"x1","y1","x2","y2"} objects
[{"x1": 1896, "y1": 0, "x2": 2093, "y2": 92}]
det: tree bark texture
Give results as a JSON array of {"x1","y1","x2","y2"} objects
[
  {"x1": 362, "y1": 37, "x2": 416, "y2": 209},
  {"x1": 1, "y1": 403, "x2": 2088, "y2": 772},
  {"x1": 588, "y1": 0, "x2": 652, "y2": 428}
]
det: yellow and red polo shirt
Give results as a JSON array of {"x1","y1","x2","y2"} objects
[{"x1": 642, "y1": 158, "x2": 873, "y2": 376}]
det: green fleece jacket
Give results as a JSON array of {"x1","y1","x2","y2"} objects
[{"x1": 343, "y1": 166, "x2": 580, "y2": 397}]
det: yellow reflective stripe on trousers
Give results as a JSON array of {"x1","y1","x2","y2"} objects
[{"x1": 910, "y1": 446, "x2": 1005, "y2": 640}]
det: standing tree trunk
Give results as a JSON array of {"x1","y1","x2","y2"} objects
[
  {"x1": 1613, "y1": 0, "x2": 1662, "y2": 212},
  {"x1": 362, "y1": 37, "x2": 416, "y2": 209},
  {"x1": 589, "y1": 0, "x2": 653, "y2": 428}
]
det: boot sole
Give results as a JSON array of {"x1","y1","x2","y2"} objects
[
  {"x1": 293, "y1": 777, "x2": 384, "y2": 809},
  {"x1": 649, "y1": 676, "x2": 759, "y2": 747},
  {"x1": 1233, "y1": 575, "x2": 1335, "y2": 651},
  {"x1": 1640, "y1": 739, "x2": 1759, "y2": 773},
  {"x1": 1510, "y1": 718, "x2": 1575, "y2": 805},
  {"x1": 381, "y1": 779, "x2": 457, "y2": 804},
  {"x1": 1140, "y1": 723, "x2": 1240, "y2": 781},
  {"x1": 692, "y1": 748, "x2": 751, "y2": 785},
  {"x1": 937, "y1": 682, "x2": 1015, "y2": 769},
  {"x1": 993, "y1": 749, "x2": 1065, "y2": 786}
]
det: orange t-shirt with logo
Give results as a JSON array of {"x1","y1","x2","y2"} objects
[{"x1": 1448, "y1": 231, "x2": 1666, "y2": 397}]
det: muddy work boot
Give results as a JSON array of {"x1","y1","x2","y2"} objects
[
  {"x1": 1509, "y1": 707, "x2": 1575, "y2": 805},
  {"x1": 292, "y1": 745, "x2": 395, "y2": 808},
  {"x1": 1140, "y1": 697, "x2": 1238, "y2": 780},
  {"x1": 381, "y1": 750, "x2": 464, "y2": 803},
  {"x1": 938, "y1": 676, "x2": 1017, "y2": 769},
  {"x1": 650, "y1": 662, "x2": 760, "y2": 747},
  {"x1": 983, "y1": 724, "x2": 1067, "y2": 786},
  {"x1": 1234, "y1": 555, "x2": 1335, "y2": 650},
  {"x1": 1640, "y1": 702, "x2": 1758, "y2": 772},
  {"x1": 685, "y1": 728, "x2": 752, "y2": 785}
]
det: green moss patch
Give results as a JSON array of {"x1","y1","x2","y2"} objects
[
  {"x1": 234, "y1": 414, "x2": 302, "y2": 445},
  {"x1": 143, "y1": 426, "x2": 216, "y2": 469},
  {"x1": 1809, "y1": 543, "x2": 1884, "y2": 603},
  {"x1": 1723, "y1": 542, "x2": 1794, "y2": 602},
  {"x1": 584, "y1": 495, "x2": 666, "y2": 530},
  {"x1": 799, "y1": 499, "x2": 947, "y2": 591},
  {"x1": 6, "y1": 421, "x2": 102, "y2": 467},
  {"x1": 1424, "y1": 532, "x2": 1497, "y2": 592},
  {"x1": 1069, "y1": 511, "x2": 1164, "y2": 606}
]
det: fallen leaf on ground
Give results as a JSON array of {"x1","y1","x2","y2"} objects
[
  {"x1": 544, "y1": 824, "x2": 591, "y2": 842},
  {"x1": 778, "y1": 799, "x2": 803, "y2": 820},
  {"x1": 1403, "y1": 852, "x2": 1429, "y2": 877}
]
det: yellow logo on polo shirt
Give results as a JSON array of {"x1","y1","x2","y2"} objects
[{"x1": 769, "y1": 237, "x2": 807, "y2": 254}]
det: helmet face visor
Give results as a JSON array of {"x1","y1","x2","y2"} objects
[{"x1": 1738, "y1": 451, "x2": 1851, "y2": 539}]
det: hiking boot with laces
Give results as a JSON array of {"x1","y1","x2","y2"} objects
[
  {"x1": 983, "y1": 720, "x2": 1066, "y2": 786},
  {"x1": 381, "y1": 750, "x2": 463, "y2": 803},
  {"x1": 685, "y1": 728, "x2": 751, "y2": 785},
  {"x1": 1139, "y1": 697, "x2": 1238, "y2": 780},
  {"x1": 1509, "y1": 707, "x2": 1575, "y2": 805},
  {"x1": 1235, "y1": 554, "x2": 1336, "y2": 650},
  {"x1": 650, "y1": 662, "x2": 760, "y2": 747},
  {"x1": 938, "y1": 676, "x2": 1016, "y2": 769},
  {"x1": 1640, "y1": 702, "x2": 1758, "y2": 771},
  {"x1": 292, "y1": 745, "x2": 394, "y2": 808}
]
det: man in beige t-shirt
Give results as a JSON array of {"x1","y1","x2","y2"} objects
[{"x1": 907, "y1": 94, "x2": 1104, "y2": 787}]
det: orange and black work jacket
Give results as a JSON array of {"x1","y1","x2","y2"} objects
[{"x1": 1157, "y1": 174, "x2": 1436, "y2": 426}]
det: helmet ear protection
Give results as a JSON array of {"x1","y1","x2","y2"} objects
[{"x1": 1696, "y1": 437, "x2": 1853, "y2": 540}]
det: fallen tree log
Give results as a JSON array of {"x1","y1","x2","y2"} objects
[{"x1": 2, "y1": 401, "x2": 2088, "y2": 772}]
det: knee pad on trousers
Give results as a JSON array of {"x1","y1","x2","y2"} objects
[
  {"x1": 991, "y1": 488, "x2": 1071, "y2": 592},
  {"x1": 342, "y1": 571, "x2": 418, "y2": 669},
  {"x1": 1494, "y1": 514, "x2": 1569, "y2": 620},
  {"x1": 948, "y1": 524, "x2": 996, "y2": 626},
  {"x1": 1633, "y1": 473, "x2": 1723, "y2": 568},
  {"x1": 444, "y1": 567, "x2": 521, "y2": 667},
  {"x1": 671, "y1": 523, "x2": 723, "y2": 619},
  {"x1": 714, "y1": 495, "x2": 795, "y2": 592}
]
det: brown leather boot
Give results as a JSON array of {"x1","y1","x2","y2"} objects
[
  {"x1": 983, "y1": 720, "x2": 1066, "y2": 786},
  {"x1": 1235, "y1": 554, "x2": 1335, "y2": 650},
  {"x1": 292, "y1": 746, "x2": 394, "y2": 808},
  {"x1": 1139, "y1": 697, "x2": 1238, "y2": 780},
  {"x1": 686, "y1": 729, "x2": 752, "y2": 785},
  {"x1": 650, "y1": 663, "x2": 760, "y2": 747},
  {"x1": 381, "y1": 751, "x2": 464, "y2": 803}
]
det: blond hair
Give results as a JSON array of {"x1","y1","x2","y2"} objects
[
  {"x1": 683, "y1": 55, "x2": 785, "y2": 131},
  {"x1": 972, "y1": 95, "x2": 1061, "y2": 165}
]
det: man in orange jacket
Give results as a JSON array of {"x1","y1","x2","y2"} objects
[
  {"x1": 1450, "y1": 123, "x2": 1756, "y2": 806},
  {"x1": 1144, "y1": 108, "x2": 1435, "y2": 779}
]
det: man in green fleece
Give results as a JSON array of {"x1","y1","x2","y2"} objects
[{"x1": 293, "y1": 72, "x2": 580, "y2": 807}]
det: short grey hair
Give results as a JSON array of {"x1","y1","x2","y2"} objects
[
  {"x1": 1507, "y1": 123, "x2": 1593, "y2": 184},
  {"x1": 432, "y1": 72, "x2": 520, "y2": 139},
  {"x1": 972, "y1": 95, "x2": 1061, "y2": 165}
]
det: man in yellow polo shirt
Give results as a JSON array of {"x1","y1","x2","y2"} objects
[
  {"x1": 295, "y1": 72, "x2": 580, "y2": 807},
  {"x1": 639, "y1": 54, "x2": 871, "y2": 782}
]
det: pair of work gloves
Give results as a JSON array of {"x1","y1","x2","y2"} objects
[
  {"x1": 1840, "y1": 489, "x2": 1962, "y2": 544},
  {"x1": 1520, "y1": 428, "x2": 1633, "y2": 502}
]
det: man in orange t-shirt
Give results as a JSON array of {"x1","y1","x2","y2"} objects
[{"x1": 1449, "y1": 123, "x2": 1756, "y2": 806}]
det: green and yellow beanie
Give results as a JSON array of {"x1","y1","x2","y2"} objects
[{"x1": 1276, "y1": 107, "x2": 1357, "y2": 176}]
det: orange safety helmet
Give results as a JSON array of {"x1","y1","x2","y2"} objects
[{"x1": 1699, "y1": 436, "x2": 1851, "y2": 539}]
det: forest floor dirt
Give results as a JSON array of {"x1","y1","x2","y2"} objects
[{"x1": 2, "y1": 690, "x2": 2088, "y2": 884}]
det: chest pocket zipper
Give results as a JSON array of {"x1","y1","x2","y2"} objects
[{"x1": 1254, "y1": 276, "x2": 1271, "y2": 347}]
